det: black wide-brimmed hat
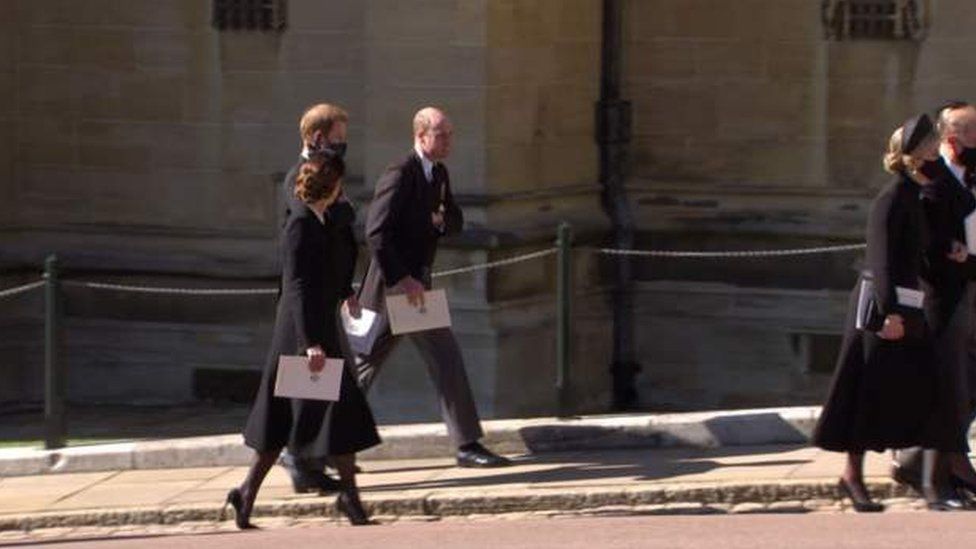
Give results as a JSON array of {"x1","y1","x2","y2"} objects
[{"x1": 901, "y1": 113, "x2": 935, "y2": 154}]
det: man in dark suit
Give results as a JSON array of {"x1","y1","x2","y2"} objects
[
  {"x1": 278, "y1": 103, "x2": 361, "y2": 493},
  {"x1": 894, "y1": 101, "x2": 976, "y2": 506},
  {"x1": 356, "y1": 107, "x2": 510, "y2": 468}
]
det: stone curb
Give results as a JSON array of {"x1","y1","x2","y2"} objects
[
  {"x1": 0, "y1": 406, "x2": 821, "y2": 476},
  {"x1": 0, "y1": 480, "x2": 914, "y2": 532}
]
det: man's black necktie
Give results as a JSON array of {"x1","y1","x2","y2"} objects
[
  {"x1": 966, "y1": 167, "x2": 976, "y2": 190},
  {"x1": 431, "y1": 163, "x2": 446, "y2": 211}
]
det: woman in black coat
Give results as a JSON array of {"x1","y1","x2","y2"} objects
[
  {"x1": 225, "y1": 157, "x2": 381, "y2": 528},
  {"x1": 812, "y1": 115, "x2": 943, "y2": 512}
]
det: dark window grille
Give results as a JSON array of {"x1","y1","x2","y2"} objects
[
  {"x1": 822, "y1": 0, "x2": 927, "y2": 41},
  {"x1": 212, "y1": 0, "x2": 287, "y2": 32}
]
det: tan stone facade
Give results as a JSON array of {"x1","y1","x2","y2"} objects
[
  {"x1": 624, "y1": 0, "x2": 976, "y2": 240},
  {"x1": 4, "y1": 1, "x2": 976, "y2": 415},
  {"x1": 0, "y1": 0, "x2": 609, "y2": 418}
]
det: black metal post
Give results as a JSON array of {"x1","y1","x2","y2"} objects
[
  {"x1": 44, "y1": 254, "x2": 66, "y2": 449},
  {"x1": 556, "y1": 222, "x2": 573, "y2": 417},
  {"x1": 597, "y1": 0, "x2": 639, "y2": 410}
]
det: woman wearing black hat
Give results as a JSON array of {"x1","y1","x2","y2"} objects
[{"x1": 812, "y1": 114, "x2": 943, "y2": 512}]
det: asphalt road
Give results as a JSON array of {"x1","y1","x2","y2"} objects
[{"x1": 21, "y1": 513, "x2": 976, "y2": 549}]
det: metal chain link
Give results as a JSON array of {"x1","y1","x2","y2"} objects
[
  {"x1": 50, "y1": 248, "x2": 560, "y2": 296},
  {"x1": 0, "y1": 280, "x2": 45, "y2": 300},
  {"x1": 61, "y1": 280, "x2": 278, "y2": 296},
  {"x1": 431, "y1": 248, "x2": 558, "y2": 279},
  {"x1": 589, "y1": 243, "x2": 866, "y2": 259},
  {"x1": 13, "y1": 243, "x2": 865, "y2": 298}
]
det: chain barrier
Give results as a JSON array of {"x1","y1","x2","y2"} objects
[
  {"x1": 60, "y1": 280, "x2": 279, "y2": 296},
  {"x1": 589, "y1": 242, "x2": 866, "y2": 259},
  {"x1": 3, "y1": 243, "x2": 866, "y2": 298},
  {"x1": 49, "y1": 248, "x2": 560, "y2": 296},
  {"x1": 431, "y1": 247, "x2": 558, "y2": 279},
  {"x1": 0, "y1": 280, "x2": 45, "y2": 300}
]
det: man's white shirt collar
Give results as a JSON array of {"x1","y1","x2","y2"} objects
[
  {"x1": 942, "y1": 151, "x2": 967, "y2": 187},
  {"x1": 310, "y1": 207, "x2": 325, "y2": 225},
  {"x1": 415, "y1": 145, "x2": 435, "y2": 182}
]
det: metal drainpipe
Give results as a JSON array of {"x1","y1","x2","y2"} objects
[{"x1": 597, "y1": 0, "x2": 639, "y2": 410}]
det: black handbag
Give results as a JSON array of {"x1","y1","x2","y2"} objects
[{"x1": 855, "y1": 278, "x2": 926, "y2": 339}]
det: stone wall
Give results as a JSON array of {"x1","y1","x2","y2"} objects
[
  {"x1": 613, "y1": 0, "x2": 976, "y2": 410},
  {"x1": 1, "y1": 0, "x2": 375, "y2": 273},
  {"x1": 0, "y1": 0, "x2": 615, "y2": 420},
  {"x1": 623, "y1": 0, "x2": 976, "y2": 242},
  {"x1": 8, "y1": 1, "x2": 976, "y2": 417},
  {"x1": 483, "y1": 0, "x2": 604, "y2": 240}
]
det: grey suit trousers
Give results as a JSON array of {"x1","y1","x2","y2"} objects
[{"x1": 356, "y1": 325, "x2": 485, "y2": 447}]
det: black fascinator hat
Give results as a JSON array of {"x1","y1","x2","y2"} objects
[{"x1": 901, "y1": 113, "x2": 935, "y2": 155}]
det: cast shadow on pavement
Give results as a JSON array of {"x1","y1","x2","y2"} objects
[
  {"x1": 360, "y1": 443, "x2": 813, "y2": 494},
  {"x1": 514, "y1": 412, "x2": 811, "y2": 454}
]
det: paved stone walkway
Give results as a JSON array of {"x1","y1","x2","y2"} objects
[{"x1": 0, "y1": 444, "x2": 936, "y2": 544}]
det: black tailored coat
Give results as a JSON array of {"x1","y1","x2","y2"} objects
[
  {"x1": 919, "y1": 160, "x2": 976, "y2": 452},
  {"x1": 358, "y1": 151, "x2": 462, "y2": 313},
  {"x1": 921, "y1": 159, "x2": 976, "y2": 332},
  {"x1": 813, "y1": 174, "x2": 940, "y2": 453},
  {"x1": 243, "y1": 202, "x2": 380, "y2": 458}
]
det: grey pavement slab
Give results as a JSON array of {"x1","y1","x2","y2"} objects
[
  {"x1": 0, "y1": 444, "x2": 917, "y2": 532},
  {"x1": 0, "y1": 406, "x2": 825, "y2": 476}
]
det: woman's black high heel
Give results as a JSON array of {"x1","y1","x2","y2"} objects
[
  {"x1": 222, "y1": 488, "x2": 258, "y2": 530},
  {"x1": 838, "y1": 478, "x2": 884, "y2": 513},
  {"x1": 336, "y1": 489, "x2": 375, "y2": 526}
]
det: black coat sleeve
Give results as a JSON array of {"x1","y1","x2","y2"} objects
[
  {"x1": 339, "y1": 226, "x2": 358, "y2": 299},
  {"x1": 866, "y1": 188, "x2": 902, "y2": 317},
  {"x1": 281, "y1": 164, "x2": 301, "y2": 228},
  {"x1": 926, "y1": 181, "x2": 955, "y2": 258},
  {"x1": 441, "y1": 176, "x2": 463, "y2": 236},
  {"x1": 925, "y1": 178, "x2": 976, "y2": 280},
  {"x1": 328, "y1": 196, "x2": 358, "y2": 299},
  {"x1": 366, "y1": 166, "x2": 410, "y2": 286},
  {"x1": 281, "y1": 216, "x2": 324, "y2": 351},
  {"x1": 952, "y1": 186, "x2": 976, "y2": 280}
]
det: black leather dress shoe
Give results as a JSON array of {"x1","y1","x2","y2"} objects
[
  {"x1": 947, "y1": 476, "x2": 976, "y2": 508},
  {"x1": 291, "y1": 471, "x2": 342, "y2": 494},
  {"x1": 456, "y1": 443, "x2": 512, "y2": 468},
  {"x1": 891, "y1": 465, "x2": 923, "y2": 496},
  {"x1": 921, "y1": 482, "x2": 968, "y2": 512},
  {"x1": 926, "y1": 498, "x2": 967, "y2": 511}
]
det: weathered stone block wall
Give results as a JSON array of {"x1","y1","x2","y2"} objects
[
  {"x1": 483, "y1": 0, "x2": 606, "y2": 245},
  {"x1": 0, "y1": 0, "x2": 616, "y2": 418},
  {"x1": 361, "y1": 0, "x2": 487, "y2": 199},
  {"x1": 0, "y1": 0, "x2": 373, "y2": 405},
  {"x1": 623, "y1": 0, "x2": 976, "y2": 243},
  {"x1": 1, "y1": 0, "x2": 369, "y2": 273},
  {"x1": 613, "y1": 0, "x2": 976, "y2": 409},
  {"x1": 17, "y1": 1, "x2": 970, "y2": 413},
  {"x1": 0, "y1": 2, "x2": 16, "y2": 228}
]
